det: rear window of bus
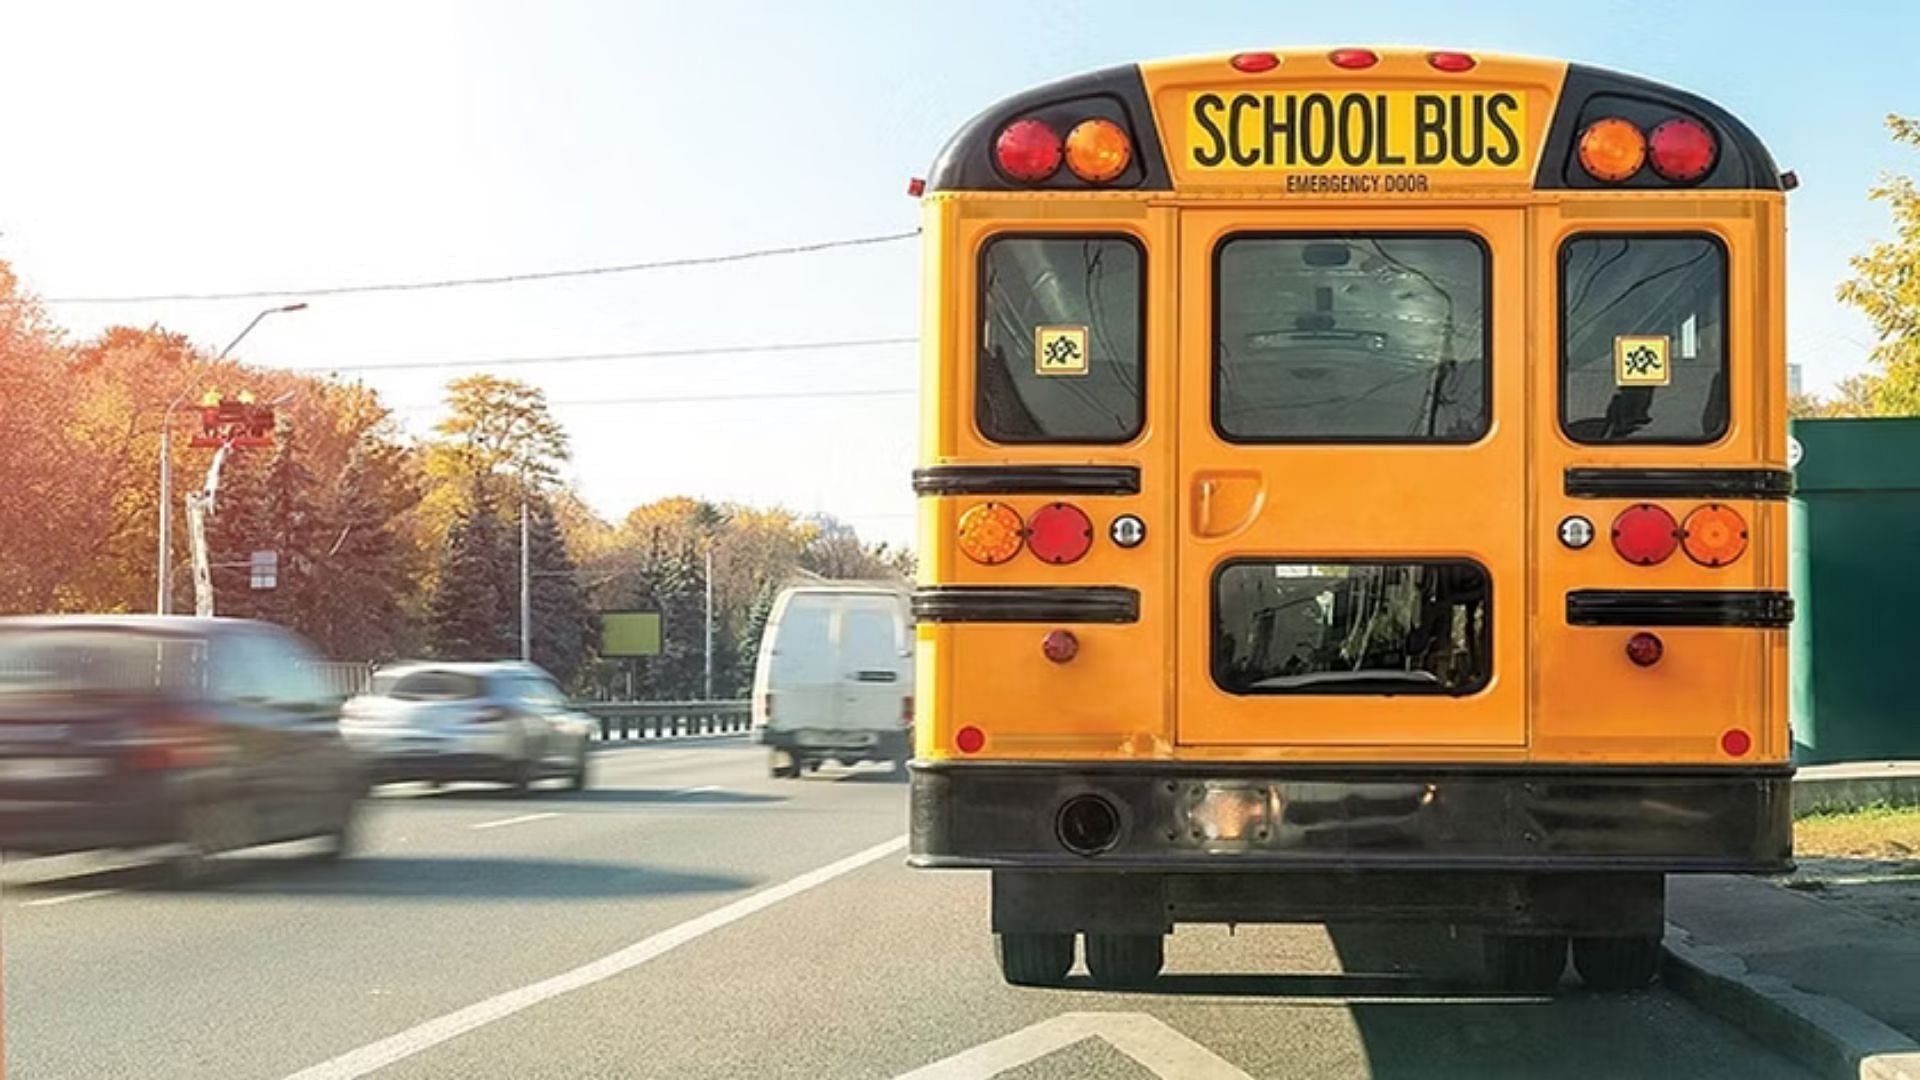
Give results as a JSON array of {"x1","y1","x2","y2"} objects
[
  {"x1": 1560, "y1": 234, "x2": 1728, "y2": 444},
  {"x1": 1215, "y1": 234, "x2": 1489, "y2": 443},
  {"x1": 976, "y1": 235, "x2": 1144, "y2": 443},
  {"x1": 1213, "y1": 561, "x2": 1491, "y2": 696}
]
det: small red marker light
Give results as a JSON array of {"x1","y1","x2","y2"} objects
[
  {"x1": 1329, "y1": 47, "x2": 1379, "y2": 70},
  {"x1": 1648, "y1": 118, "x2": 1718, "y2": 183},
  {"x1": 1721, "y1": 729, "x2": 1752, "y2": 757},
  {"x1": 994, "y1": 118, "x2": 1063, "y2": 183},
  {"x1": 906, "y1": 177, "x2": 926, "y2": 198},
  {"x1": 1427, "y1": 51, "x2": 1476, "y2": 72},
  {"x1": 1041, "y1": 629, "x2": 1079, "y2": 664},
  {"x1": 1625, "y1": 632, "x2": 1664, "y2": 668},
  {"x1": 1230, "y1": 51, "x2": 1281, "y2": 73},
  {"x1": 955, "y1": 725, "x2": 986, "y2": 754}
]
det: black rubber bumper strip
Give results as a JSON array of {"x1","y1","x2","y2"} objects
[
  {"x1": 1566, "y1": 589, "x2": 1794, "y2": 628},
  {"x1": 1564, "y1": 467, "x2": 1793, "y2": 500},
  {"x1": 912, "y1": 465, "x2": 1141, "y2": 497},
  {"x1": 912, "y1": 585, "x2": 1139, "y2": 624}
]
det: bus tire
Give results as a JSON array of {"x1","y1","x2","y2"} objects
[
  {"x1": 996, "y1": 932, "x2": 1073, "y2": 987},
  {"x1": 1084, "y1": 933, "x2": 1164, "y2": 989},
  {"x1": 1572, "y1": 935, "x2": 1662, "y2": 992},
  {"x1": 1484, "y1": 933, "x2": 1567, "y2": 993}
]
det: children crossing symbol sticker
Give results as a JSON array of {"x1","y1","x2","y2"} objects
[
  {"x1": 1614, "y1": 334, "x2": 1672, "y2": 387},
  {"x1": 1034, "y1": 325, "x2": 1090, "y2": 377}
]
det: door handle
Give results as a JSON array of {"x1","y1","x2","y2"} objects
[{"x1": 1196, "y1": 479, "x2": 1217, "y2": 535}]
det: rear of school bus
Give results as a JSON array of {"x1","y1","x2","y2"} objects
[{"x1": 908, "y1": 47, "x2": 1793, "y2": 992}]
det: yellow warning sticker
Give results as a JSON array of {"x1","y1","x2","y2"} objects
[
  {"x1": 1615, "y1": 335, "x2": 1671, "y2": 387},
  {"x1": 1034, "y1": 325, "x2": 1089, "y2": 377}
]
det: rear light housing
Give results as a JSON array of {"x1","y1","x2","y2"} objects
[
  {"x1": 1577, "y1": 118, "x2": 1646, "y2": 182},
  {"x1": 1611, "y1": 503, "x2": 1680, "y2": 565},
  {"x1": 1680, "y1": 504, "x2": 1749, "y2": 567},
  {"x1": 120, "y1": 713, "x2": 217, "y2": 770},
  {"x1": 1064, "y1": 119, "x2": 1131, "y2": 183},
  {"x1": 1648, "y1": 118, "x2": 1717, "y2": 183},
  {"x1": 957, "y1": 502, "x2": 1025, "y2": 565},
  {"x1": 900, "y1": 695, "x2": 914, "y2": 726},
  {"x1": 1721, "y1": 729, "x2": 1753, "y2": 757},
  {"x1": 994, "y1": 119, "x2": 1062, "y2": 182},
  {"x1": 1026, "y1": 502, "x2": 1094, "y2": 565}
]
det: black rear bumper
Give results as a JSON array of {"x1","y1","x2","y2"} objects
[{"x1": 909, "y1": 760, "x2": 1793, "y2": 874}]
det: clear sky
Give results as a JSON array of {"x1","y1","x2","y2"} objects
[{"x1": 2, "y1": 1, "x2": 1914, "y2": 548}]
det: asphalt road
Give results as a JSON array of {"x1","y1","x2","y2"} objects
[{"x1": 3, "y1": 739, "x2": 1812, "y2": 1079}]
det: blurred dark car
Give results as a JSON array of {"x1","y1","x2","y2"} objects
[
  {"x1": 340, "y1": 661, "x2": 594, "y2": 794},
  {"x1": 0, "y1": 615, "x2": 366, "y2": 882}
]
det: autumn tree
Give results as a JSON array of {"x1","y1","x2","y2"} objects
[{"x1": 1810, "y1": 114, "x2": 1920, "y2": 417}]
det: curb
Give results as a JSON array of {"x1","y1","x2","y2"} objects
[
  {"x1": 1794, "y1": 766, "x2": 1920, "y2": 818},
  {"x1": 1663, "y1": 924, "x2": 1920, "y2": 1080}
]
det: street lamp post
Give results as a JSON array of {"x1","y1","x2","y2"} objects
[{"x1": 155, "y1": 302, "x2": 308, "y2": 615}]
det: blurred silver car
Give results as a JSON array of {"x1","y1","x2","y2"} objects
[{"x1": 341, "y1": 661, "x2": 593, "y2": 794}]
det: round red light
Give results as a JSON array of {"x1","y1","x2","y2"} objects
[
  {"x1": 955, "y1": 725, "x2": 986, "y2": 754},
  {"x1": 1648, "y1": 118, "x2": 1717, "y2": 183},
  {"x1": 1041, "y1": 629, "x2": 1079, "y2": 664},
  {"x1": 1329, "y1": 47, "x2": 1379, "y2": 69},
  {"x1": 1026, "y1": 502, "x2": 1094, "y2": 565},
  {"x1": 1611, "y1": 503, "x2": 1680, "y2": 566},
  {"x1": 994, "y1": 119, "x2": 1062, "y2": 183},
  {"x1": 1230, "y1": 52, "x2": 1281, "y2": 73},
  {"x1": 1721, "y1": 729, "x2": 1752, "y2": 757},
  {"x1": 1427, "y1": 51, "x2": 1476, "y2": 72},
  {"x1": 1625, "y1": 632, "x2": 1664, "y2": 668}
]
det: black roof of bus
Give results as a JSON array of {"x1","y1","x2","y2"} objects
[{"x1": 925, "y1": 57, "x2": 1782, "y2": 194}]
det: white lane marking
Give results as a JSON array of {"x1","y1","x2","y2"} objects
[
  {"x1": 895, "y1": 1013, "x2": 1254, "y2": 1080},
  {"x1": 673, "y1": 784, "x2": 721, "y2": 796},
  {"x1": 280, "y1": 834, "x2": 907, "y2": 1080},
  {"x1": 468, "y1": 812, "x2": 560, "y2": 831},
  {"x1": 21, "y1": 887, "x2": 123, "y2": 908}
]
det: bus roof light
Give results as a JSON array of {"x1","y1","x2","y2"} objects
[
  {"x1": 1626, "y1": 632, "x2": 1664, "y2": 668},
  {"x1": 1427, "y1": 51, "x2": 1477, "y2": 72},
  {"x1": 957, "y1": 502, "x2": 1025, "y2": 565},
  {"x1": 1681, "y1": 504, "x2": 1749, "y2": 567},
  {"x1": 1649, "y1": 118, "x2": 1718, "y2": 183},
  {"x1": 1578, "y1": 117, "x2": 1647, "y2": 182},
  {"x1": 1026, "y1": 502, "x2": 1094, "y2": 564},
  {"x1": 1064, "y1": 119, "x2": 1132, "y2": 184},
  {"x1": 1611, "y1": 504, "x2": 1680, "y2": 565},
  {"x1": 1230, "y1": 52, "x2": 1281, "y2": 73},
  {"x1": 1328, "y1": 48, "x2": 1379, "y2": 70},
  {"x1": 906, "y1": 177, "x2": 926, "y2": 198},
  {"x1": 994, "y1": 118, "x2": 1063, "y2": 183}
]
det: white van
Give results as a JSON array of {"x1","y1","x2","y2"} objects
[{"x1": 751, "y1": 584, "x2": 914, "y2": 778}]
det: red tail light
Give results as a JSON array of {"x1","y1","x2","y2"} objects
[
  {"x1": 900, "y1": 696, "x2": 914, "y2": 726},
  {"x1": 1328, "y1": 47, "x2": 1379, "y2": 70},
  {"x1": 1026, "y1": 502, "x2": 1094, "y2": 565},
  {"x1": 1625, "y1": 632, "x2": 1664, "y2": 668},
  {"x1": 1041, "y1": 629, "x2": 1079, "y2": 664},
  {"x1": 1611, "y1": 504, "x2": 1680, "y2": 566},
  {"x1": 124, "y1": 714, "x2": 216, "y2": 770},
  {"x1": 994, "y1": 119, "x2": 1063, "y2": 182},
  {"x1": 1648, "y1": 119, "x2": 1717, "y2": 183},
  {"x1": 1426, "y1": 51, "x2": 1476, "y2": 72},
  {"x1": 1721, "y1": 729, "x2": 1753, "y2": 757}
]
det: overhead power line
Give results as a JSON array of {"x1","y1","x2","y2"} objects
[
  {"x1": 391, "y1": 386, "x2": 916, "y2": 412},
  {"x1": 31, "y1": 230, "x2": 920, "y2": 305},
  {"x1": 298, "y1": 335, "x2": 918, "y2": 374}
]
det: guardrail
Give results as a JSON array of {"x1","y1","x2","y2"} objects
[{"x1": 582, "y1": 700, "x2": 752, "y2": 741}]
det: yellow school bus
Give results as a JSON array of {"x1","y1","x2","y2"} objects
[{"x1": 908, "y1": 47, "x2": 1793, "y2": 992}]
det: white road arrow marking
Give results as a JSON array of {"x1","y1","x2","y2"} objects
[{"x1": 895, "y1": 1012, "x2": 1254, "y2": 1080}]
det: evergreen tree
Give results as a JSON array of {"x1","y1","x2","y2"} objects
[
  {"x1": 523, "y1": 497, "x2": 598, "y2": 686},
  {"x1": 308, "y1": 443, "x2": 421, "y2": 659},
  {"x1": 427, "y1": 484, "x2": 514, "y2": 660}
]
